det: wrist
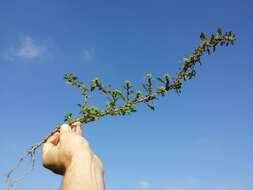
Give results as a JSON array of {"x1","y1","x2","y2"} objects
[
  {"x1": 62, "y1": 151, "x2": 94, "y2": 190},
  {"x1": 61, "y1": 137, "x2": 91, "y2": 170},
  {"x1": 70, "y1": 150, "x2": 92, "y2": 169}
]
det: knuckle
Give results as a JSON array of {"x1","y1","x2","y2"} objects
[{"x1": 60, "y1": 124, "x2": 71, "y2": 133}]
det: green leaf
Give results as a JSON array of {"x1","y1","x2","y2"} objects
[
  {"x1": 200, "y1": 32, "x2": 206, "y2": 41},
  {"x1": 124, "y1": 80, "x2": 132, "y2": 88},
  {"x1": 142, "y1": 83, "x2": 148, "y2": 91},
  {"x1": 157, "y1": 77, "x2": 165, "y2": 84},
  {"x1": 183, "y1": 56, "x2": 191, "y2": 63},
  {"x1": 145, "y1": 73, "x2": 152, "y2": 80},
  {"x1": 135, "y1": 90, "x2": 142, "y2": 100},
  {"x1": 164, "y1": 74, "x2": 172, "y2": 80},
  {"x1": 64, "y1": 113, "x2": 73, "y2": 123},
  {"x1": 146, "y1": 103, "x2": 155, "y2": 111},
  {"x1": 156, "y1": 87, "x2": 166, "y2": 96},
  {"x1": 217, "y1": 27, "x2": 222, "y2": 36},
  {"x1": 115, "y1": 90, "x2": 125, "y2": 101},
  {"x1": 90, "y1": 80, "x2": 97, "y2": 91}
]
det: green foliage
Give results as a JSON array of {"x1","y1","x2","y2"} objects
[{"x1": 63, "y1": 28, "x2": 236, "y2": 126}]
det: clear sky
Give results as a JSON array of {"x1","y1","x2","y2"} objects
[{"x1": 0, "y1": 0, "x2": 252, "y2": 190}]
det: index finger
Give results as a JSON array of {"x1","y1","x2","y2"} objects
[
  {"x1": 70, "y1": 121, "x2": 81, "y2": 128},
  {"x1": 70, "y1": 121, "x2": 82, "y2": 136},
  {"x1": 46, "y1": 132, "x2": 60, "y2": 145}
]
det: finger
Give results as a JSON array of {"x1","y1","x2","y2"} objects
[
  {"x1": 75, "y1": 125, "x2": 83, "y2": 136},
  {"x1": 71, "y1": 121, "x2": 81, "y2": 128},
  {"x1": 42, "y1": 142, "x2": 55, "y2": 154},
  {"x1": 42, "y1": 132, "x2": 60, "y2": 153},
  {"x1": 41, "y1": 144, "x2": 60, "y2": 172},
  {"x1": 60, "y1": 124, "x2": 71, "y2": 134},
  {"x1": 70, "y1": 121, "x2": 82, "y2": 134},
  {"x1": 70, "y1": 121, "x2": 81, "y2": 131},
  {"x1": 46, "y1": 132, "x2": 60, "y2": 145},
  {"x1": 42, "y1": 142, "x2": 53, "y2": 153}
]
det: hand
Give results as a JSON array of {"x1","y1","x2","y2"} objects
[{"x1": 41, "y1": 122, "x2": 103, "y2": 175}]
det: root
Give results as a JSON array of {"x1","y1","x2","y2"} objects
[{"x1": 4, "y1": 146, "x2": 36, "y2": 190}]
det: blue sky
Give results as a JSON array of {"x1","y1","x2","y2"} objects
[{"x1": 0, "y1": 0, "x2": 252, "y2": 189}]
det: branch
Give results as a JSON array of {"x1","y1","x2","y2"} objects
[{"x1": 3, "y1": 28, "x2": 236, "y2": 189}]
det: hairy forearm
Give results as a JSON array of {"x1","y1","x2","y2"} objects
[{"x1": 61, "y1": 152, "x2": 104, "y2": 190}]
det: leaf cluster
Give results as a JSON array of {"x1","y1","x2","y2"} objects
[{"x1": 63, "y1": 28, "x2": 236, "y2": 126}]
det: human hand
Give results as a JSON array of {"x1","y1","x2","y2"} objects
[
  {"x1": 42, "y1": 122, "x2": 105, "y2": 189},
  {"x1": 41, "y1": 122, "x2": 102, "y2": 175}
]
